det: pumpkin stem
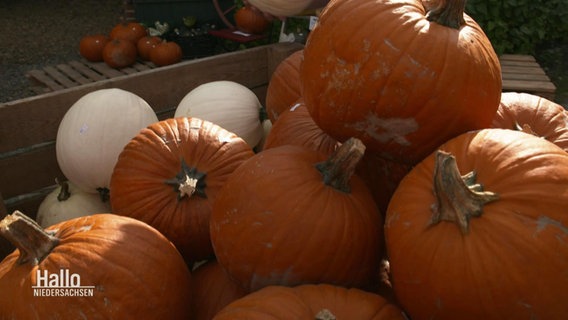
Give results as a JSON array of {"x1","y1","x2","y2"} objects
[
  {"x1": 315, "y1": 137, "x2": 365, "y2": 193},
  {"x1": 165, "y1": 158, "x2": 207, "y2": 200},
  {"x1": 515, "y1": 122, "x2": 538, "y2": 136},
  {"x1": 56, "y1": 178, "x2": 71, "y2": 202},
  {"x1": 425, "y1": 0, "x2": 467, "y2": 29},
  {"x1": 315, "y1": 309, "x2": 336, "y2": 320},
  {"x1": 0, "y1": 211, "x2": 59, "y2": 265},
  {"x1": 430, "y1": 150, "x2": 499, "y2": 234}
]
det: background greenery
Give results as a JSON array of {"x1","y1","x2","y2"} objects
[{"x1": 465, "y1": 0, "x2": 568, "y2": 55}]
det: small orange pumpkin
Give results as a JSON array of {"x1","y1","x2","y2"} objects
[
  {"x1": 102, "y1": 38, "x2": 137, "y2": 68},
  {"x1": 79, "y1": 34, "x2": 109, "y2": 62},
  {"x1": 150, "y1": 40, "x2": 183, "y2": 66},
  {"x1": 109, "y1": 21, "x2": 148, "y2": 44},
  {"x1": 234, "y1": 6, "x2": 271, "y2": 34},
  {"x1": 137, "y1": 35, "x2": 162, "y2": 61}
]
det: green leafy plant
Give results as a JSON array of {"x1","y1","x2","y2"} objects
[{"x1": 466, "y1": 0, "x2": 568, "y2": 55}]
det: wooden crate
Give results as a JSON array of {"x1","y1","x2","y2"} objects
[
  {"x1": 0, "y1": 42, "x2": 304, "y2": 259},
  {"x1": 499, "y1": 54, "x2": 556, "y2": 101},
  {"x1": 26, "y1": 59, "x2": 158, "y2": 94}
]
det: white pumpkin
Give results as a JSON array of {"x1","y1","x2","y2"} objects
[
  {"x1": 174, "y1": 81, "x2": 264, "y2": 148},
  {"x1": 247, "y1": 0, "x2": 328, "y2": 17},
  {"x1": 36, "y1": 180, "x2": 111, "y2": 228},
  {"x1": 56, "y1": 88, "x2": 158, "y2": 194}
]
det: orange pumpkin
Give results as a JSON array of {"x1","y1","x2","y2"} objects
[
  {"x1": 492, "y1": 92, "x2": 568, "y2": 150},
  {"x1": 191, "y1": 260, "x2": 247, "y2": 320},
  {"x1": 385, "y1": 129, "x2": 568, "y2": 319},
  {"x1": 301, "y1": 0, "x2": 502, "y2": 164},
  {"x1": 109, "y1": 21, "x2": 148, "y2": 44},
  {"x1": 137, "y1": 35, "x2": 162, "y2": 61},
  {"x1": 0, "y1": 211, "x2": 192, "y2": 318},
  {"x1": 263, "y1": 99, "x2": 340, "y2": 155},
  {"x1": 79, "y1": 34, "x2": 109, "y2": 62},
  {"x1": 110, "y1": 117, "x2": 255, "y2": 265},
  {"x1": 265, "y1": 50, "x2": 304, "y2": 122},
  {"x1": 234, "y1": 6, "x2": 271, "y2": 34},
  {"x1": 213, "y1": 284, "x2": 407, "y2": 319},
  {"x1": 150, "y1": 41, "x2": 183, "y2": 66},
  {"x1": 102, "y1": 38, "x2": 137, "y2": 68},
  {"x1": 210, "y1": 138, "x2": 383, "y2": 292}
]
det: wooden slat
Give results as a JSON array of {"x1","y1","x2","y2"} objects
[
  {"x1": 499, "y1": 54, "x2": 536, "y2": 62},
  {"x1": 87, "y1": 61, "x2": 127, "y2": 78},
  {"x1": 26, "y1": 69, "x2": 65, "y2": 91},
  {"x1": 502, "y1": 72, "x2": 551, "y2": 81},
  {"x1": 68, "y1": 60, "x2": 107, "y2": 81},
  {"x1": 501, "y1": 65, "x2": 547, "y2": 76},
  {"x1": 43, "y1": 66, "x2": 79, "y2": 88},
  {"x1": 56, "y1": 63, "x2": 93, "y2": 85}
]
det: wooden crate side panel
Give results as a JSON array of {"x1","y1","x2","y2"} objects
[
  {"x1": 0, "y1": 43, "x2": 303, "y2": 226},
  {"x1": 0, "y1": 44, "x2": 275, "y2": 154}
]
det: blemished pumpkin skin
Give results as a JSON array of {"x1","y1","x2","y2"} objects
[
  {"x1": 213, "y1": 284, "x2": 407, "y2": 320},
  {"x1": 191, "y1": 260, "x2": 247, "y2": 320},
  {"x1": 492, "y1": 92, "x2": 568, "y2": 151},
  {"x1": 102, "y1": 38, "x2": 137, "y2": 68},
  {"x1": 265, "y1": 50, "x2": 304, "y2": 122},
  {"x1": 301, "y1": 0, "x2": 502, "y2": 165},
  {"x1": 385, "y1": 129, "x2": 568, "y2": 319},
  {"x1": 210, "y1": 139, "x2": 383, "y2": 292},
  {"x1": 0, "y1": 212, "x2": 192, "y2": 319},
  {"x1": 263, "y1": 99, "x2": 340, "y2": 155},
  {"x1": 110, "y1": 117, "x2": 255, "y2": 265}
]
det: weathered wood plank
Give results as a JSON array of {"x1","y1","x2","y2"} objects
[
  {"x1": 0, "y1": 43, "x2": 304, "y2": 220},
  {"x1": 499, "y1": 54, "x2": 536, "y2": 62},
  {"x1": 56, "y1": 63, "x2": 93, "y2": 85},
  {"x1": 26, "y1": 69, "x2": 65, "y2": 91},
  {"x1": 68, "y1": 60, "x2": 107, "y2": 81},
  {"x1": 43, "y1": 66, "x2": 78, "y2": 88}
]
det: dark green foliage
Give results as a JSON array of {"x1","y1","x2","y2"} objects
[{"x1": 466, "y1": 0, "x2": 568, "y2": 55}]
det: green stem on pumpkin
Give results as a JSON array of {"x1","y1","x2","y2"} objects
[
  {"x1": 430, "y1": 150, "x2": 499, "y2": 234},
  {"x1": 55, "y1": 178, "x2": 71, "y2": 202},
  {"x1": 425, "y1": 0, "x2": 467, "y2": 29},
  {"x1": 315, "y1": 309, "x2": 336, "y2": 320},
  {"x1": 165, "y1": 158, "x2": 207, "y2": 200},
  {"x1": 315, "y1": 137, "x2": 365, "y2": 193},
  {"x1": 0, "y1": 211, "x2": 59, "y2": 265}
]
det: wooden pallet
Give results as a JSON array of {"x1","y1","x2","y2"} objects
[
  {"x1": 26, "y1": 59, "x2": 157, "y2": 94},
  {"x1": 499, "y1": 54, "x2": 556, "y2": 101}
]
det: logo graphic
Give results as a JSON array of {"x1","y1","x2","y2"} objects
[{"x1": 33, "y1": 269, "x2": 95, "y2": 297}]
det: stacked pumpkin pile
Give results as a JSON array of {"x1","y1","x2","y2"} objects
[
  {"x1": 79, "y1": 21, "x2": 183, "y2": 68},
  {"x1": 1, "y1": 0, "x2": 568, "y2": 318}
]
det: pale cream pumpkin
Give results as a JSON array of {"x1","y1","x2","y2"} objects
[
  {"x1": 55, "y1": 88, "x2": 158, "y2": 196},
  {"x1": 174, "y1": 81, "x2": 264, "y2": 148},
  {"x1": 247, "y1": 0, "x2": 328, "y2": 16}
]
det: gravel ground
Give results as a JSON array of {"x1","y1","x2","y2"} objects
[
  {"x1": 0, "y1": 0, "x2": 124, "y2": 103},
  {"x1": 1, "y1": 0, "x2": 566, "y2": 107}
]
